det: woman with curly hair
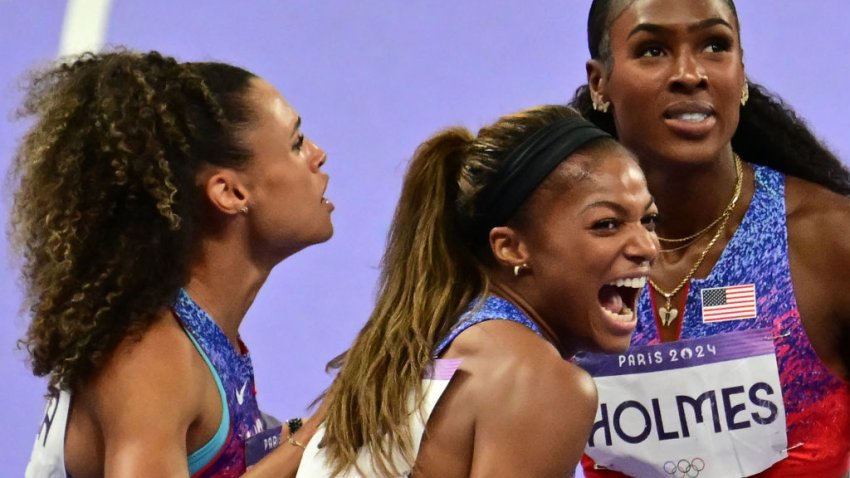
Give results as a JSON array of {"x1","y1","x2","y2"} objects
[
  {"x1": 296, "y1": 104, "x2": 659, "y2": 477},
  {"x1": 17, "y1": 50, "x2": 333, "y2": 477},
  {"x1": 570, "y1": 0, "x2": 850, "y2": 476}
]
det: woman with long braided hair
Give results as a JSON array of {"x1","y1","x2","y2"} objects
[{"x1": 16, "y1": 50, "x2": 332, "y2": 477}]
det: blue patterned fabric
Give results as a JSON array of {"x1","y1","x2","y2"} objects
[
  {"x1": 433, "y1": 295, "x2": 543, "y2": 357},
  {"x1": 581, "y1": 164, "x2": 850, "y2": 477},
  {"x1": 173, "y1": 289, "x2": 267, "y2": 477}
]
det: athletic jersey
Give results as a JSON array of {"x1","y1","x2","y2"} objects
[
  {"x1": 581, "y1": 165, "x2": 850, "y2": 477},
  {"x1": 296, "y1": 295, "x2": 541, "y2": 477},
  {"x1": 25, "y1": 289, "x2": 278, "y2": 478}
]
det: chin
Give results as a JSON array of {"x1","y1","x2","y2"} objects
[
  {"x1": 317, "y1": 224, "x2": 334, "y2": 243},
  {"x1": 592, "y1": 335, "x2": 633, "y2": 354}
]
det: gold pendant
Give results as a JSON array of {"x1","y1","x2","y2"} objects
[{"x1": 658, "y1": 297, "x2": 679, "y2": 327}]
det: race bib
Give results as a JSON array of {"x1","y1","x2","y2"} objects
[
  {"x1": 578, "y1": 329, "x2": 787, "y2": 478},
  {"x1": 245, "y1": 412, "x2": 283, "y2": 467}
]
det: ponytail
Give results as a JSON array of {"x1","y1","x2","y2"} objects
[
  {"x1": 322, "y1": 127, "x2": 487, "y2": 476},
  {"x1": 322, "y1": 105, "x2": 585, "y2": 475}
]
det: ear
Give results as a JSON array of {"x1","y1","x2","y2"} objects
[
  {"x1": 586, "y1": 59, "x2": 608, "y2": 104},
  {"x1": 202, "y1": 169, "x2": 248, "y2": 215},
  {"x1": 489, "y1": 226, "x2": 530, "y2": 269}
]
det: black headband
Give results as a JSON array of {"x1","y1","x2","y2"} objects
[{"x1": 473, "y1": 116, "x2": 611, "y2": 236}]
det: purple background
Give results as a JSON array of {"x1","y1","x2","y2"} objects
[{"x1": 1, "y1": 1, "x2": 848, "y2": 474}]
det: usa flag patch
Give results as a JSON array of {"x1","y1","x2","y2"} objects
[{"x1": 700, "y1": 284, "x2": 757, "y2": 323}]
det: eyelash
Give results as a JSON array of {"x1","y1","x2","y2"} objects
[
  {"x1": 704, "y1": 38, "x2": 732, "y2": 53},
  {"x1": 638, "y1": 45, "x2": 664, "y2": 58},
  {"x1": 641, "y1": 213, "x2": 659, "y2": 231},
  {"x1": 293, "y1": 134, "x2": 305, "y2": 151},
  {"x1": 637, "y1": 37, "x2": 733, "y2": 58},
  {"x1": 592, "y1": 213, "x2": 659, "y2": 233},
  {"x1": 592, "y1": 219, "x2": 621, "y2": 232}
]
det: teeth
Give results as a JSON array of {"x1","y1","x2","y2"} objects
[
  {"x1": 674, "y1": 112, "x2": 708, "y2": 122},
  {"x1": 606, "y1": 277, "x2": 647, "y2": 288},
  {"x1": 603, "y1": 307, "x2": 634, "y2": 322}
]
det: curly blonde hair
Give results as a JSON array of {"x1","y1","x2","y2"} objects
[{"x1": 10, "y1": 50, "x2": 257, "y2": 392}]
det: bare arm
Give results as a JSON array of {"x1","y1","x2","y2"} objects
[
  {"x1": 468, "y1": 357, "x2": 598, "y2": 478},
  {"x1": 787, "y1": 177, "x2": 850, "y2": 380},
  {"x1": 244, "y1": 401, "x2": 328, "y2": 478},
  {"x1": 88, "y1": 317, "x2": 209, "y2": 478}
]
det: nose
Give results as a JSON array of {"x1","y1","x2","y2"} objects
[
  {"x1": 669, "y1": 49, "x2": 708, "y2": 92},
  {"x1": 306, "y1": 137, "x2": 327, "y2": 172},
  {"x1": 625, "y1": 224, "x2": 659, "y2": 266}
]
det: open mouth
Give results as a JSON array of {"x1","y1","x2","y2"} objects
[
  {"x1": 661, "y1": 101, "x2": 717, "y2": 138},
  {"x1": 663, "y1": 101, "x2": 714, "y2": 120},
  {"x1": 665, "y1": 112, "x2": 711, "y2": 123},
  {"x1": 321, "y1": 181, "x2": 334, "y2": 212},
  {"x1": 598, "y1": 276, "x2": 646, "y2": 322}
]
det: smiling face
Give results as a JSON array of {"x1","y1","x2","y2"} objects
[
  {"x1": 238, "y1": 78, "x2": 334, "y2": 262},
  {"x1": 590, "y1": 0, "x2": 745, "y2": 165},
  {"x1": 514, "y1": 143, "x2": 658, "y2": 354}
]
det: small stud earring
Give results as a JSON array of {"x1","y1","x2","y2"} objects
[
  {"x1": 740, "y1": 82, "x2": 749, "y2": 106},
  {"x1": 238, "y1": 206, "x2": 249, "y2": 215},
  {"x1": 513, "y1": 263, "x2": 529, "y2": 277}
]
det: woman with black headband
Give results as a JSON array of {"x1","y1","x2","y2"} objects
[{"x1": 295, "y1": 105, "x2": 659, "y2": 476}]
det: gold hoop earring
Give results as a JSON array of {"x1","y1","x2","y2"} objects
[{"x1": 740, "y1": 83, "x2": 749, "y2": 106}]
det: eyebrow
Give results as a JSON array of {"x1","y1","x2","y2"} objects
[
  {"x1": 291, "y1": 116, "x2": 302, "y2": 137},
  {"x1": 627, "y1": 17, "x2": 734, "y2": 39},
  {"x1": 583, "y1": 197, "x2": 656, "y2": 215}
]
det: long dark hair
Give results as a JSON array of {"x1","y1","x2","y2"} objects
[{"x1": 572, "y1": 0, "x2": 850, "y2": 195}]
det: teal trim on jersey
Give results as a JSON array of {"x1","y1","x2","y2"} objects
[{"x1": 184, "y1": 330, "x2": 230, "y2": 475}]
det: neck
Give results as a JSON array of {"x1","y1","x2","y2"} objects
[
  {"x1": 641, "y1": 149, "x2": 738, "y2": 240},
  {"x1": 184, "y1": 234, "x2": 272, "y2": 350},
  {"x1": 488, "y1": 280, "x2": 568, "y2": 356}
]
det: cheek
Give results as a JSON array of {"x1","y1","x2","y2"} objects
[
  {"x1": 536, "y1": 238, "x2": 608, "y2": 287},
  {"x1": 608, "y1": 79, "x2": 660, "y2": 133}
]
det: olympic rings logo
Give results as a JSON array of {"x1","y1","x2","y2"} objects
[{"x1": 662, "y1": 458, "x2": 705, "y2": 478}]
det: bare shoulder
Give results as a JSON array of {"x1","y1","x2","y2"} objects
[
  {"x1": 451, "y1": 320, "x2": 599, "y2": 477},
  {"x1": 65, "y1": 309, "x2": 213, "y2": 476},
  {"x1": 785, "y1": 176, "x2": 850, "y2": 379},
  {"x1": 785, "y1": 177, "x2": 850, "y2": 275},
  {"x1": 83, "y1": 309, "x2": 208, "y2": 440},
  {"x1": 786, "y1": 177, "x2": 850, "y2": 246},
  {"x1": 91, "y1": 310, "x2": 205, "y2": 400},
  {"x1": 451, "y1": 318, "x2": 596, "y2": 406}
]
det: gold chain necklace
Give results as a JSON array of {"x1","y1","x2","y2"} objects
[
  {"x1": 657, "y1": 214, "x2": 724, "y2": 244},
  {"x1": 656, "y1": 153, "x2": 744, "y2": 244},
  {"x1": 649, "y1": 154, "x2": 743, "y2": 327}
]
